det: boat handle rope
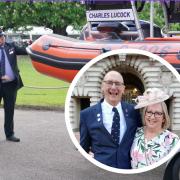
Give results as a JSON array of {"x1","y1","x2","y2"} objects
[
  {"x1": 43, "y1": 43, "x2": 111, "y2": 53},
  {"x1": 23, "y1": 85, "x2": 69, "y2": 90},
  {"x1": 23, "y1": 84, "x2": 96, "y2": 90}
]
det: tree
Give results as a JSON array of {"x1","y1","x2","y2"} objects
[
  {"x1": 0, "y1": 1, "x2": 179, "y2": 36},
  {"x1": 0, "y1": 2, "x2": 86, "y2": 35},
  {"x1": 138, "y1": 2, "x2": 164, "y2": 28},
  {"x1": 138, "y1": 2, "x2": 180, "y2": 31}
]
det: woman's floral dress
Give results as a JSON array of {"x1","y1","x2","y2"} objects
[{"x1": 131, "y1": 127, "x2": 179, "y2": 168}]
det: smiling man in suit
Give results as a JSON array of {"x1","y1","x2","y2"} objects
[
  {"x1": 80, "y1": 70, "x2": 141, "y2": 169},
  {"x1": 0, "y1": 29, "x2": 23, "y2": 142}
]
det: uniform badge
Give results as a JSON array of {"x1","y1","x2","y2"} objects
[
  {"x1": 125, "y1": 109, "x2": 128, "y2": 116},
  {"x1": 97, "y1": 113, "x2": 100, "y2": 117},
  {"x1": 97, "y1": 113, "x2": 101, "y2": 122},
  {"x1": 9, "y1": 48, "x2": 14, "y2": 54}
]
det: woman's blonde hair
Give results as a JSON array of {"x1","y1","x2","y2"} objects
[{"x1": 142, "y1": 102, "x2": 170, "y2": 129}]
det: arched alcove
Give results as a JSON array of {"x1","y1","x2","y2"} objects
[{"x1": 70, "y1": 53, "x2": 180, "y2": 131}]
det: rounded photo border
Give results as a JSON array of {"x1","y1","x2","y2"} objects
[{"x1": 65, "y1": 49, "x2": 180, "y2": 174}]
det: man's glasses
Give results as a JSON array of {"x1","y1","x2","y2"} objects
[
  {"x1": 103, "y1": 80, "x2": 124, "y2": 87},
  {"x1": 145, "y1": 111, "x2": 164, "y2": 118}
]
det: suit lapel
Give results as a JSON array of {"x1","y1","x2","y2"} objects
[
  {"x1": 120, "y1": 102, "x2": 131, "y2": 144},
  {"x1": 93, "y1": 100, "x2": 134, "y2": 145},
  {"x1": 94, "y1": 101, "x2": 113, "y2": 140}
]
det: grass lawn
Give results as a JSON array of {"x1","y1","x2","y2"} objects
[{"x1": 16, "y1": 55, "x2": 69, "y2": 109}]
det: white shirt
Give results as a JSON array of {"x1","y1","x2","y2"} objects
[{"x1": 101, "y1": 100, "x2": 127, "y2": 143}]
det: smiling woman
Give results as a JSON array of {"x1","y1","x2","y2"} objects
[{"x1": 131, "y1": 88, "x2": 179, "y2": 168}]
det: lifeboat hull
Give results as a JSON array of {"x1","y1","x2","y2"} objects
[{"x1": 26, "y1": 34, "x2": 180, "y2": 82}]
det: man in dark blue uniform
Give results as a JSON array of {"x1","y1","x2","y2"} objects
[
  {"x1": 0, "y1": 29, "x2": 23, "y2": 142},
  {"x1": 80, "y1": 70, "x2": 141, "y2": 169}
]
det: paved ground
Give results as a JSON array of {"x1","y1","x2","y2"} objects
[{"x1": 0, "y1": 108, "x2": 169, "y2": 180}]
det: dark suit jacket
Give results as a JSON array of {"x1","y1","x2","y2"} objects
[
  {"x1": 3, "y1": 42, "x2": 23, "y2": 89},
  {"x1": 80, "y1": 100, "x2": 141, "y2": 169}
]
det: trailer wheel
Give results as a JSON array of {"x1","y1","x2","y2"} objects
[{"x1": 163, "y1": 152, "x2": 180, "y2": 180}]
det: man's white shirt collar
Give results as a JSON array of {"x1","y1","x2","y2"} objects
[{"x1": 102, "y1": 99, "x2": 122, "y2": 113}]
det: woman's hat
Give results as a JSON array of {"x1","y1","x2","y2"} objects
[{"x1": 134, "y1": 88, "x2": 170, "y2": 109}]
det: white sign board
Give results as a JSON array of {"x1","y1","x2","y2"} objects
[{"x1": 86, "y1": 9, "x2": 134, "y2": 22}]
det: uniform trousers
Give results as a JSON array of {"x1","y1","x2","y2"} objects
[{"x1": 0, "y1": 80, "x2": 17, "y2": 138}]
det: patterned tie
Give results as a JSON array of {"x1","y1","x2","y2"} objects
[
  {"x1": 0, "y1": 46, "x2": 5, "y2": 76},
  {"x1": 111, "y1": 107, "x2": 120, "y2": 144}
]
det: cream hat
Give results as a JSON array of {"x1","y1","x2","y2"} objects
[{"x1": 134, "y1": 88, "x2": 170, "y2": 109}]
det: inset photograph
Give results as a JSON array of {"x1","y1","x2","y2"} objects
[{"x1": 65, "y1": 49, "x2": 180, "y2": 174}]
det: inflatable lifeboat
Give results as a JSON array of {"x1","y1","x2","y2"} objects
[
  {"x1": 26, "y1": 34, "x2": 180, "y2": 82},
  {"x1": 26, "y1": 1, "x2": 180, "y2": 82}
]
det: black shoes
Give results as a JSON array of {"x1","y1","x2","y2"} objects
[{"x1": 6, "y1": 135, "x2": 20, "y2": 142}]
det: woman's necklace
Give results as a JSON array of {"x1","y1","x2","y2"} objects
[{"x1": 144, "y1": 127, "x2": 164, "y2": 141}]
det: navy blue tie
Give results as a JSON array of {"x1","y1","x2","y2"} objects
[
  {"x1": 0, "y1": 46, "x2": 5, "y2": 76},
  {"x1": 111, "y1": 107, "x2": 120, "y2": 144}
]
